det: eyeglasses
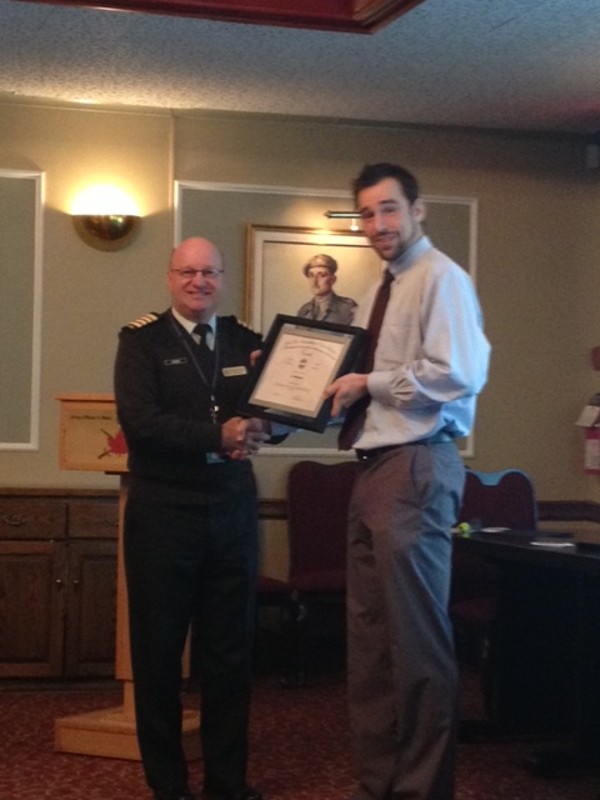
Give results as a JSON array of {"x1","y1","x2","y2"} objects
[{"x1": 171, "y1": 268, "x2": 224, "y2": 280}]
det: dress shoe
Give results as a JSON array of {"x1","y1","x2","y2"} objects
[{"x1": 200, "y1": 787, "x2": 263, "y2": 800}]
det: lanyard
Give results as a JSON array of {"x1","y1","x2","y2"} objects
[{"x1": 169, "y1": 314, "x2": 220, "y2": 424}]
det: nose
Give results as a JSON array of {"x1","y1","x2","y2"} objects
[
  {"x1": 192, "y1": 271, "x2": 208, "y2": 286},
  {"x1": 370, "y1": 209, "x2": 387, "y2": 231}
]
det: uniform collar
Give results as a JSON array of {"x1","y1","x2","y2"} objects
[{"x1": 171, "y1": 307, "x2": 216, "y2": 336}]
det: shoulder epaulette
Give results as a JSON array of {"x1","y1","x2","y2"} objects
[
  {"x1": 123, "y1": 312, "x2": 160, "y2": 331},
  {"x1": 222, "y1": 314, "x2": 257, "y2": 333},
  {"x1": 234, "y1": 315, "x2": 253, "y2": 330}
]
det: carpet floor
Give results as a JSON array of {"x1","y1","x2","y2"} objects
[{"x1": 1, "y1": 671, "x2": 599, "y2": 800}]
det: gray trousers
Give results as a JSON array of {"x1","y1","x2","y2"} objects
[{"x1": 347, "y1": 442, "x2": 464, "y2": 800}]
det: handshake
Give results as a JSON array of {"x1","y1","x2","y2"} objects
[{"x1": 220, "y1": 416, "x2": 270, "y2": 460}]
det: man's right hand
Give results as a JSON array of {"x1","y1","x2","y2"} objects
[{"x1": 220, "y1": 416, "x2": 269, "y2": 458}]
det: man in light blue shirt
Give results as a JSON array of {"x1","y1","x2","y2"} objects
[{"x1": 326, "y1": 163, "x2": 490, "y2": 800}]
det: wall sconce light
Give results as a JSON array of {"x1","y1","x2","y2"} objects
[
  {"x1": 72, "y1": 214, "x2": 140, "y2": 251},
  {"x1": 70, "y1": 184, "x2": 142, "y2": 251},
  {"x1": 324, "y1": 210, "x2": 362, "y2": 232}
]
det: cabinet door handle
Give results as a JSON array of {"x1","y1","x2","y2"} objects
[
  {"x1": 2, "y1": 514, "x2": 27, "y2": 527},
  {"x1": 55, "y1": 578, "x2": 64, "y2": 587},
  {"x1": 72, "y1": 579, "x2": 81, "y2": 587}
]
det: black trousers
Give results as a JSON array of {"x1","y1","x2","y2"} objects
[{"x1": 124, "y1": 474, "x2": 259, "y2": 797}]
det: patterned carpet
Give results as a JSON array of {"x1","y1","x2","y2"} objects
[{"x1": 0, "y1": 671, "x2": 599, "y2": 800}]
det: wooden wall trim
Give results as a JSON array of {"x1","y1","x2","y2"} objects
[
  {"x1": 3, "y1": 491, "x2": 600, "y2": 525},
  {"x1": 0, "y1": 488, "x2": 119, "y2": 499},
  {"x1": 265, "y1": 498, "x2": 600, "y2": 524},
  {"x1": 258, "y1": 498, "x2": 287, "y2": 520},
  {"x1": 538, "y1": 500, "x2": 600, "y2": 524}
]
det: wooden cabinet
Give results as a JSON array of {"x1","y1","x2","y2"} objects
[
  {"x1": 0, "y1": 538, "x2": 67, "y2": 677},
  {"x1": 0, "y1": 492, "x2": 118, "y2": 679},
  {"x1": 64, "y1": 539, "x2": 117, "y2": 677}
]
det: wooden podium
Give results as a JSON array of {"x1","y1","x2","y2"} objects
[{"x1": 54, "y1": 394, "x2": 200, "y2": 760}]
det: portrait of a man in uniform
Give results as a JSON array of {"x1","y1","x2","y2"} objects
[{"x1": 296, "y1": 253, "x2": 357, "y2": 325}]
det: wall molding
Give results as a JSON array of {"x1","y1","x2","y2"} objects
[{"x1": 3, "y1": 491, "x2": 600, "y2": 527}]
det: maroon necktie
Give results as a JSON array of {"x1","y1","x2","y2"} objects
[{"x1": 338, "y1": 269, "x2": 394, "y2": 450}]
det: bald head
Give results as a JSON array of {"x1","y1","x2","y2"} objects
[
  {"x1": 167, "y1": 237, "x2": 225, "y2": 323},
  {"x1": 170, "y1": 237, "x2": 223, "y2": 270}
]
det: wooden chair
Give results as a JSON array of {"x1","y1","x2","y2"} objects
[{"x1": 283, "y1": 459, "x2": 358, "y2": 684}]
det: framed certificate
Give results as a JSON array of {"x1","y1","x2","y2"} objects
[{"x1": 240, "y1": 314, "x2": 367, "y2": 432}]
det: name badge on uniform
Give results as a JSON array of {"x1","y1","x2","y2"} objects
[
  {"x1": 222, "y1": 365, "x2": 248, "y2": 377},
  {"x1": 164, "y1": 357, "x2": 188, "y2": 366}
]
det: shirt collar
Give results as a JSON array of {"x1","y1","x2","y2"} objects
[
  {"x1": 387, "y1": 235, "x2": 431, "y2": 277},
  {"x1": 171, "y1": 308, "x2": 216, "y2": 335}
]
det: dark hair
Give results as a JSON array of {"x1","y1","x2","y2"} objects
[{"x1": 352, "y1": 162, "x2": 420, "y2": 206}]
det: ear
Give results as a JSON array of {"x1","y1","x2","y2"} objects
[{"x1": 412, "y1": 198, "x2": 426, "y2": 223}]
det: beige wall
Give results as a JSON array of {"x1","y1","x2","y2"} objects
[{"x1": 1, "y1": 100, "x2": 600, "y2": 509}]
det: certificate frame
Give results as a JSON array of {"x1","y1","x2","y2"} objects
[{"x1": 240, "y1": 314, "x2": 367, "y2": 432}]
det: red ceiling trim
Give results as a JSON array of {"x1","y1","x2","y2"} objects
[
  {"x1": 13, "y1": 0, "x2": 425, "y2": 33},
  {"x1": 353, "y1": 0, "x2": 423, "y2": 29}
]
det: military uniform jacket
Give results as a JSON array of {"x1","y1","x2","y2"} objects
[
  {"x1": 296, "y1": 291, "x2": 357, "y2": 326},
  {"x1": 114, "y1": 310, "x2": 262, "y2": 503}
]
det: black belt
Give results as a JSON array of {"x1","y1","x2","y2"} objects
[{"x1": 355, "y1": 431, "x2": 454, "y2": 461}]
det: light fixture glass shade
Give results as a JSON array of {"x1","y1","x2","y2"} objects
[
  {"x1": 324, "y1": 210, "x2": 361, "y2": 219},
  {"x1": 324, "y1": 210, "x2": 362, "y2": 231},
  {"x1": 72, "y1": 214, "x2": 141, "y2": 251}
]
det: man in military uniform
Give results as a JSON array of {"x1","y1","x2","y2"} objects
[
  {"x1": 114, "y1": 237, "x2": 271, "y2": 800},
  {"x1": 296, "y1": 253, "x2": 357, "y2": 325}
]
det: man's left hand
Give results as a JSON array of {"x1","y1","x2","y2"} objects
[{"x1": 324, "y1": 373, "x2": 369, "y2": 417}]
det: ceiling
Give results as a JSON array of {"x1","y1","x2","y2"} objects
[{"x1": 1, "y1": 0, "x2": 600, "y2": 136}]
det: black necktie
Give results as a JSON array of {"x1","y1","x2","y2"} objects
[
  {"x1": 193, "y1": 323, "x2": 215, "y2": 375},
  {"x1": 338, "y1": 269, "x2": 394, "y2": 450}
]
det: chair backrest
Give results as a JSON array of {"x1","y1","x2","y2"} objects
[
  {"x1": 286, "y1": 459, "x2": 358, "y2": 583},
  {"x1": 457, "y1": 468, "x2": 538, "y2": 530},
  {"x1": 451, "y1": 468, "x2": 538, "y2": 605}
]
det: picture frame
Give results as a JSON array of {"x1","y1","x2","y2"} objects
[
  {"x1": 239, "y1": 314, "x2": 367, "y2": 432},
  {"x1": 245, "y1": 225, "x2": 383, "y2": 333}
]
